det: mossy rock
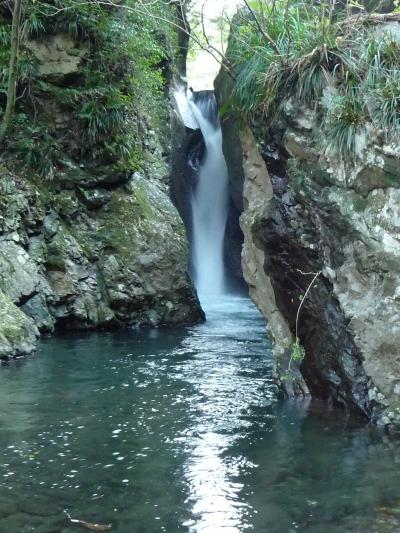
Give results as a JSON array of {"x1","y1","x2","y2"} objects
[
  {"x1": 99, "y1": 173, "x2": 188, "y2": 266},
  {"x1": 0, "y1": 290, "x2": 38, "y2": 358},
  {"x1": 355, "y1": 164, "x2": 400, "y2": 195}
]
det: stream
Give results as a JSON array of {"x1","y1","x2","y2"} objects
[{"x1": 1, "y1": 296, "x2": 400, "y2": 532}]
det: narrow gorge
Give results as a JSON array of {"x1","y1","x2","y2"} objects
[{"x1": 1, "y1": 1, "x2": 400, "y2": 532}]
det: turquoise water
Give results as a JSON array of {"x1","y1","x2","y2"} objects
[{"x1": 0, "y1": 296, "x2": 400, "y2": 532}]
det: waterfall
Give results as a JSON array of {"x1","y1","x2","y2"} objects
[{"x1": 188, "y1": 91, "x2": 229, "y2": 297}]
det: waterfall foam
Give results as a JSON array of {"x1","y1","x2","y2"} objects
[{"x1": 188, "y1": 91, "x2": 229, "y2": 297}]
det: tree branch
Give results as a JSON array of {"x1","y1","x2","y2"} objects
[{"x1": 0, "y1": 0, "x2": 22, "y2": 142}]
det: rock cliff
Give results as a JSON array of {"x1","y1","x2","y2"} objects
[
  {"x1": 0, "y1": 165, "x2": 201, "y2": 345},
  {"x1": 216, "y1": 22, "x2": 400, "y2": 428},
  {"x1": 0, "y1": 4, "x2": 203, "y2": 359}
]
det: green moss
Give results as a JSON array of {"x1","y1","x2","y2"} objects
[
  {"x1": 98, "y1": 177, "x2": 188, "y2": 266},
  {"x1": 0, "y1": 289, "x2": 36, "y2": 347},
  {"x1": 99, "y1": 194, "x2": 140, "y2": 260},
  {"x1": 287, "y1": 159, "x2": 306, "y2": 192},
  {"x1": 132, "y1": 181, "x2": 154, "y2": 221},
  {"x1": 51, "y1": 191, "x2": 79, "y2": 218},
  {"x1": 98, "y1": 182, "x2": 156, "y2": 261},
  {"x1": 352, "y1": 195, "x2": 369, "y2": 212},
  {"x1": 45, "y1": 223, "x2": 93, "y2": 270},
  {"x1": 46, "y1": 232, "x2": 68, "y2": 271}
]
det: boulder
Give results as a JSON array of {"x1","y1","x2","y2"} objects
[{"x1": 0, "y1": 290, "x2": 38, "y2": 359}]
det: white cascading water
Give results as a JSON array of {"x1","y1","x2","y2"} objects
[{"x1": 188, "y1": 92, "x2": 229, "y2": 297}]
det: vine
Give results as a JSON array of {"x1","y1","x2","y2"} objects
[{"x1": 287, "y1": 269, "x2": 322, "y2": 373}]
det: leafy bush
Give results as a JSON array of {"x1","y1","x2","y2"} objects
[
  {"x1": 291, "y1": 340, "x2": 305, "y2": 364},
  {"x1": 363, "y1": 32, "x2": 400, "y2": 136},
  {"x1": 370, "y1": 74, "x2": 400, "y2": 135},
  {"x1": 0, "y1": 0, "x2": 178, "y2": 176},
  {"x1": 77, "y1": 89, "x2": 130, "y2": 144},
  {"x1": 15, "y1": 115, "x2": 58, "y2": 179},
  {"x1": 229, "y1": 1, "x2": 345, "y2": 120}
]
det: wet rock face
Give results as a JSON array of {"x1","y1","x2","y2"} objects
[
  {"x1": 251, "y1": 182, "x2": 372, "y2": 417},
  {"x1": 170, "y1": 117, "x2": 203, "y2": 248},
  {"x1": 0, "y1": 163, "x2": 203, "y2": 359},
  {"x1": 226, "y1": 125, "x2": 376, "y2": 417},
  {"x1": 238, "y1": 128, "x2": 309, "y2": 399},
  {"x1": 216, "y1": 60, "x2": 400, "y2": 423},
  {"x1": 280, "y1": 104, "x2": 400, "y2": 424},
  {"x1": 0, "y1": 289, "x2": 38, "y2": 360},
  {"x1": 237, "y1": 128, "x2": 369, "y2": 408}
]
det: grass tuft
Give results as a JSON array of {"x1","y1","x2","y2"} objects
[{"x1": 228, "y1": 1, "x2": 400, "y2": 161}]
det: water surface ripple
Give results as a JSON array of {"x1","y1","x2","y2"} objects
[{"x1": 0, "y1": 296, "x2": 400, "y2": 532}]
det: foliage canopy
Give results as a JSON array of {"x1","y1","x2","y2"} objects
[{"x1": 0, "y1": 0, "x2": 180, "y2": 178}]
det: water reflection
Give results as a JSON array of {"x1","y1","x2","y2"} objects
[
  {"x1": 181, "y1": 297, "x2": 277, "y2": 532},
  {"x1": 0, "y1": 297, "x2": 399, "y2": 532}
]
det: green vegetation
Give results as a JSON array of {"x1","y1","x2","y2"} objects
[
  {"x1": 0, "y1": 0, "x2": 180, "y2": 178},
  {"x1": 287, "y1": 270, "x2": 321, "y2": 374},
  {"x1": 290, "y1": 339, "x2": 306, "y2": 363},
  {"x1": 324, "y1": 92, "x2": 368, "y2": 158},
  {"x1": 228, "y1": 0, "x2": 400, "y2": 160}
]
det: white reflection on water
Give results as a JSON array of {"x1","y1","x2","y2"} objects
[
  {"x1": 179, "y1": 296, "x2": 274, "y2": 531},
  {"x1": 185, "y1": 432, "x2": 249, "y2": 532}
]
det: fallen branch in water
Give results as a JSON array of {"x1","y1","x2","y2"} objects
[{"x1": 64, "y1": 510, "x2": 112, "y2": 531}]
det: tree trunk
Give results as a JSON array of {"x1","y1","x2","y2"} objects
[{"x1": 0, "y1": 0, "x2": 23, "y2": 142}]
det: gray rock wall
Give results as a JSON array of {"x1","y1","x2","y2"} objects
[
  {"x1": 216, "y1": 74, "x2": 400, "y2": 428},
  {"x1": 282, "y1": 104, "x2": 400, "y2": 425},
  {"x1": 0, "y1": 164, "x2": 202, "y2": 361},
  {"x1": 0, "y1": 27, "x2": 203, "y2": 360}
]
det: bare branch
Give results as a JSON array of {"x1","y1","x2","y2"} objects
[
  {"x1": 295, "y1": 270, "x2": 322, "y2": 342},
  {"x1": 200, "y1": 0, "x2": 228, "y2": 66}
]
